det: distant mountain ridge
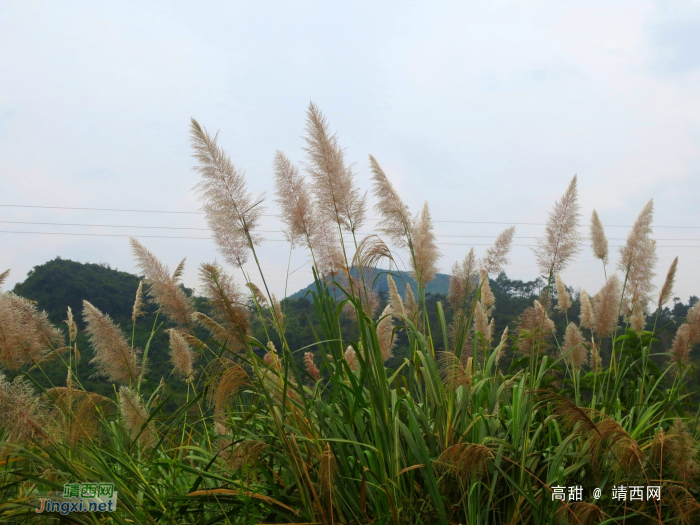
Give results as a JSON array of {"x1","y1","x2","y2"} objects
[{"x1": 288, "y1": 268, "x2": 451, "y2": 300}]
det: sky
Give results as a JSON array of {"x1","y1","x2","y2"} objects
[{"x1": 1, "y1": 0, "x2": 699, "y2": 304}]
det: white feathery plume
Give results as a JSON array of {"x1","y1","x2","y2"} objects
[
  {"x1": 304, "y1": 103, "x2": 366, "y2": 233},
  {"x1": 554, "y1": 274, "x2": 571, "y2": 313},
  {"x1": 370, "y1": 155, "x2": 413, "y2": 249},
  {"x1": 411, "y1": 202, "x2": 441, "y2": 289},
  {"x1": 533, "y1": 175, "x2": 582, "y2": 275},
  {"x1": 590, "y1": 210, "x2": 609, "y2": 265},
  {"x1": 274, "y1": 150, "x2": 315, "y2": 248},
  {"x1": 482, "y1": 227, "x2": 515, "y2": 275},
  {"x1": 618, "y1": 200, "x2": 657, "y2": 311},
  {"x1": 190, "y1": 118, "x2": 265, "y2": 267},
  {"x1": 386, "y1": 275, "x2": 405, "y2": 316}
]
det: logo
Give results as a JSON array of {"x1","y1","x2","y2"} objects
[{"x1": 34, "y1": 483, "x2": 118, "y2": 515}]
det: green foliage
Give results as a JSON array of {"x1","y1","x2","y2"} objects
[{"x1": 1, "y1": 258, "x2": 699, "y2": 524}]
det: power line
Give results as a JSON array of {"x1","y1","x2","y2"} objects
[
  {"x1": 0, "y1": 204, "x2": 206, "y2": 215},
  {"x1": 431, "y1": 220, "x2": 700, "y2": 229},
  {"x1": 0, "y1": 220, "x2": 211, "y2": 231},
  {"x1": 2, "y1": 204, "x2": 698, "y2": 229},
  {"x1": 0, "y1": 230, "x2": 283, "y2": 241},
  {"x1": 1, "y1": 220, "x2": 697, "y2": 242},
  {"x1": 2, "y1": 230, "x2": 700, "y2": 248}
]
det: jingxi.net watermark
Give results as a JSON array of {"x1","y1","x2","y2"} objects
[{"x1": 33, "y1": 483, "x2": 118, "y2": 515}]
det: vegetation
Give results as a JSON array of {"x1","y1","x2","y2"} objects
[{"x1": 1, "y1": 104, "x2": 699, "y2": 524}]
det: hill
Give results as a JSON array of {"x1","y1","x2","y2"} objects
[
  {"x1": 289, "y1": 267, "x2": 450, "y2": 300},
  {"x1": 8, "y1": 258, "x2": 697, "y2": 398},
  {"x1": 11, "y1": 258, "x2": 186, "y2": 398}
]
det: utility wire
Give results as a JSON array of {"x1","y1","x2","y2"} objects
[
  {"x1": 0, "y1": 220, "x2": 697, "y2": 242},
  {"x1": 1, "y1": 204, "x2": 698, "y2": 229},
  {"x1": 2, "y1": 230, "x2": 700, "y2": 248}
]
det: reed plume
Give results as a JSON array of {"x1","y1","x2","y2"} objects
[
  {"x1": 386, "y1": 275, "x2": 405, "y2": 316},
  {"x1": 198, "y1": 262, "x2": 249, "y2": 349},
  {"x1": 554, "y1": 274, "x2": 570, "y2": 312},
  {"x1": 303, "y1": 352, "x2": 321, "y2": 382},
  {"x1": 376, "y1": 304, "x2": 395, "y2": 363},
  {"x1": 190, "y1": 118, "x2": 264, "y2": 267},
  {"x1": 344, "y1": 346, "x2": 359, "y2": 371},
  {"x1": 579, "y1": 290, "x2": 594, "y2": 329},
  {"x1": 304, "y1": 102, "x2": 366, "y2": 232},
  {"x1": 318, "y1": 443, "x2": 336, "y2": 495},
  {"x1": 370, "y1": 155, "x2": 413, "y2": 248},
  {"x1": 274, "y1": 150, "x2": 315, "y2": 247},
  {"x1": 46, "y1": 388, "x2": 107, "y2": 447},
  {"x1": 0, "y1": 373, "x2": 46, "y2": 442},
  {"x1": 482, "y1": 226, "x2": 515, "y2": 275},
  {"x1": 665, "y1": 486, "x2": 700, "y2": 522},
  {"x1": 589, "y1": 418, "x2": 643, "y2": 476},
  {"x1": 658, "y1": 256, "x2": 678, "y2": 309},
  {"x1": 592, "y1": 274, "x2": 621, "y2": 338},
  {"x1": 439, "y1": 352, "x2": 473, "y2": 390},
  {"x1": 539, "y1": 392, "x2": 642, "y2": 476},
  {"x1": 495, "y1": 327, "x2": 509, "y2": 368},
  {"x1": 0, "y1": 269, "x2": 9, "y2": 289},
  {"x1": 533, "y1": 175, "x2": 582, "y2": 275},
  {"x1": 352, "y1": 235, "x2": 393, "y2": 271},
  {"x1": 228, "y1": 440, "x2": 268, "y2": 470},
  {"x1": 668, "y1": 419, "x2": 700, "y2": 486},
  {"x1": 191, "y1": 312, "x2": 230, "y2": 345},
  {"x1": 435, "y1": 443, "x2": 493, "y2": 481},
  {"x1": 448, "y1": 248, "x2": 477, "y2": 310},
  {"x1": 342, "y1": 273, "x2": 379, "y2": 320},
  {"x1": 82, "y1": 300, "x2": 140, "y2": 385},
  {"x1": 534, "y1": 300, "x2": 555, "y2": 334},
  {"x1": 167, "y1": 329, "x2": 196, "y2": 380},
  {"x1": 65, "y1": 306, "x2": 78, "y2": 343},
  {"x1": 589, "y1": 338, "x2": 602, "y2": 372},
  {"x1": 563, "y1": 322, "x2": 586, "y2": 371},
  {"x1": 479, "y1": 269, "x2": 495, "y2": 315},
  {"x1": 119, "y1": 386, "x2": 156, "y2": 447},
  {"x1": 131, "y1": 281, "x2": 145, "y2": 323},
  {"x1": 629, "y1": 296, "x2": 645, "y2": 332},
  {"x1": 670, "y1": 324, "x2": 692, "y2": 369},
  {"x1": 271, "y1": 294, "x2": 284, "y2": 337},
  {"x1": 412, "y1": 202, "x2": 440, "y2": 289},
  {"x1": 208, "y1": 360, "x2": 248, "y2": 420},
  {"x1": 130, "y1": 239, "x2": 194, "y2": 326},
  {"x1": 311, "y1": 219, "x2": 345, "y2": 279},
  {"x1": 650, "y1": 427, "x2": 669, "y2": 469},
  {"x1": 246, "y1": 282, "x2": 269, "y2": 308},
  {"x1": 0, "y1": 292, "x2": 64, "y2": 370},
  {"x1": 533, "y1": 391, "x2": 598, "y2": 438},
  {"x1": 556, "y1": 502, "x2": 605, "y2": 525},
  {"x1": 517, "y1": 300, "x2": 555, "y2": 355},
  {"x1": 618, "y1": 200, "x2": 657, "y2": 311},
  {"x1": 263, "y1": 341, "x2": 281, "y2": 371},
  {"x1": 590, "y1": 210, "x2": 608, "y2": 265},
  {"x1": 687, "y1": 301, "x2": 700, "y2": 344},
  {"x1": 404, "y1": 283, "x2": 419, "y2": 325},
  {"x1": 474, "y1": 301, "x2": 491, "y2": 351}
]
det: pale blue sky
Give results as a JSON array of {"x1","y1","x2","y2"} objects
[{"x1": 1, "y1": 1, "x2": 699, "y2": 301}]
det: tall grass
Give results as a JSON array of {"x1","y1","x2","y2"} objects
[{"x1": 1, "y1": 104, "x2": 699, "y2": 524}]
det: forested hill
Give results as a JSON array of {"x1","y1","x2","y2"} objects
[
  {"x1": 9, "y1": 258, "x2": 699, "y2": 398},
  {"x1": 13, "y1": 258, "x2": 143, "y2": 327},
  {"x1": 11, "y1": 258, "x2": 186, "y2": 397}
]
